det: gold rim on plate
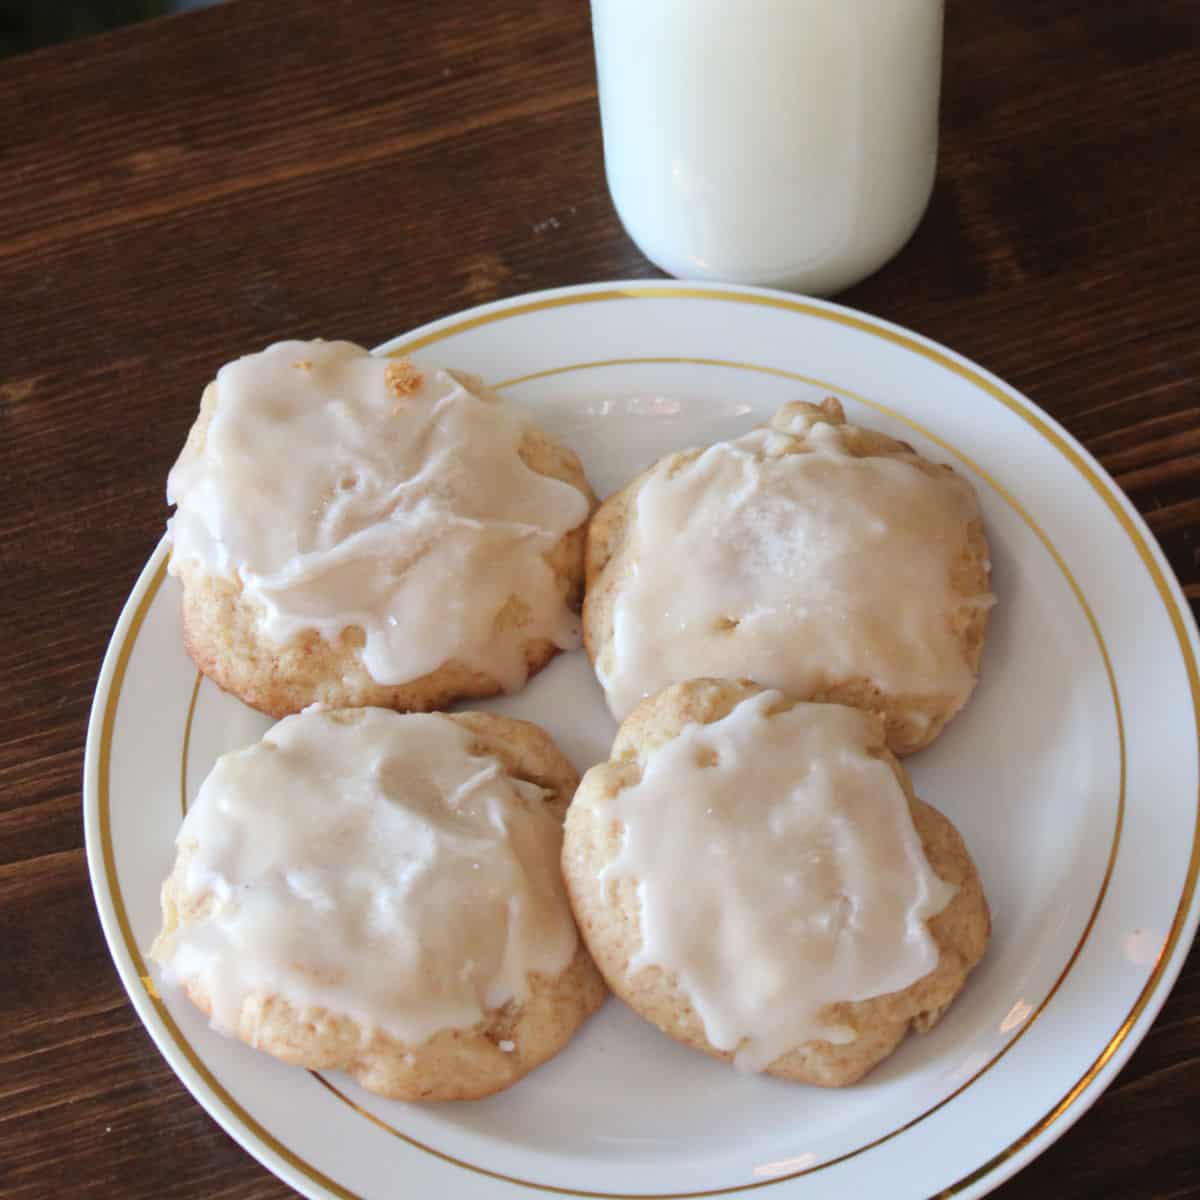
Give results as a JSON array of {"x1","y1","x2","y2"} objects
[{"x1": 95, "y1": 285, "x2": 1199, "y2": 1200}]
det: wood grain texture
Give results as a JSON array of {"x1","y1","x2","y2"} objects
[{"x1": 0, "y1": 0, "x2": 1197, "y2": 1197}]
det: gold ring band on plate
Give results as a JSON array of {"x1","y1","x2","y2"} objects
[{"x1": 98, "y1": 285, "x2": 1197, "y2": 1199}]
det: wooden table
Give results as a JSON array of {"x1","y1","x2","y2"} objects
[{"x1": 2, "y1": 1, "x2": 1197, "y2": 1196}]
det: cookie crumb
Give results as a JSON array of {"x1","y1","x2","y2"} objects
[{"x1": 385, "y1": 359, "x2": 424, "y2": 399}]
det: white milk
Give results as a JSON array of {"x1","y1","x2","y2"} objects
[{"x1": 591, "y1": 0, "x2": 944, "y2": 294}]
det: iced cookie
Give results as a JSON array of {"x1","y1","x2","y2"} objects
[
  {"x1": 151, "y1": 707, "x2": 606, "y2": 1101},
  {"x1": 583, "y1": 398, "x2": 993, "y2": 754},
  {"x1": 167, "y1": 339, "x2": 595, "y2": 717},
  {"x1": 562, "y1": 678, "x2": 989, "y2": 1086}
]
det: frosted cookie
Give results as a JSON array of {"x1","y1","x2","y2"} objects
[
  {"x1": 167, "y1": 339, "x2": 595, "y2": 717},
  {"x1": 150, "y1": 707, "x2": 606, "y2": 1101},
  {"x1": 583, "y1": 398, "x2": 993, "y2": 754},
  {"x1": 562, "y1": 679, "x2": 990, "y2": 1086}
]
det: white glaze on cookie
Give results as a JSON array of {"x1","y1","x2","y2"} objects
[
  {"x1": 595, "y1": 692, "x2": 956, "y2": 1071},
  {"x1": 151, "y1": 708, "x2": 578, "y2": 1046},
  {"x1": 167, "y1": 340, "x2": 590, "y2": 690},
  {"x1": 599, "y1": 417, "x2": 991, "y2": 719}
]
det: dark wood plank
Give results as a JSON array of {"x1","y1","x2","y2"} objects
[{"x1": 0, "y1": 0, "x2": 1197, "y2": 1197}]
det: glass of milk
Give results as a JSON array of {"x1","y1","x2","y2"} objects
[{"x1": 591, "y1": 0, "x2": 944, "y2": 295}]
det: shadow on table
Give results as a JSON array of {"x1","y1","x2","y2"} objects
[{"x1": 0, "y1": 0, "x2": 219, "y2": 58}]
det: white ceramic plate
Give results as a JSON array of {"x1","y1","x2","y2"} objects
[{"x1": 84, "y1": 282, "x2": 1200, "y2": 1200}]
